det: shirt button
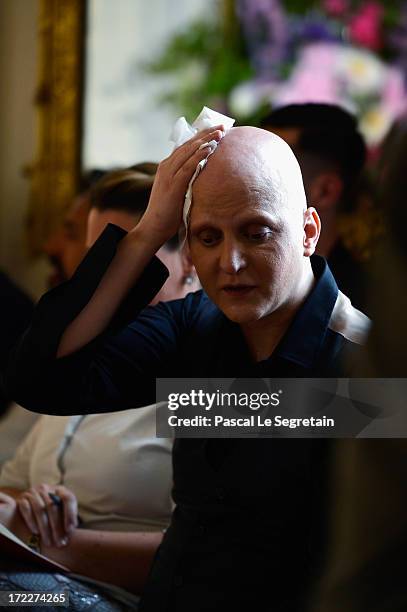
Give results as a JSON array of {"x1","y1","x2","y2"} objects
[
  {"x1": 174, "y1": 575, "x2": 183, "y2": 587},
  {"x1": 215, "y1": 487, "x2": 225, "y2": 501}
]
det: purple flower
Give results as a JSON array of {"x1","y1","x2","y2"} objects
[
  {"x1": 291, "y1": 11, "x2": 342, "y2": 45},
  {"x1": 388, "y1": 1, "x2": 407, "y2": 85},
  {"x1": 236, "y1": 0, "x2": 288, "y2": 79}
]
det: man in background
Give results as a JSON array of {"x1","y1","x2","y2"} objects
[
  {"x1": 261, "y1": 103, "x2": 368, "y2": 311},
  {"x1": 310, "y1": 119, "x2": 407, "y2": 612},
  {"x1": 43, "y1": 170, "x2": 105, "y2": 287}
]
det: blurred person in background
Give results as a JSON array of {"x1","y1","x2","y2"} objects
[
  {"x1": 260, "y1": 103, "x2": 369, "y2": 311},
  {"x1": 0, "y1": 163, "x2": 198, "y2": 610},
  {"x1": 43, "y1": 169, "x2": 105, "y2": 288},
  {"x1": 0, "y1": 170, "x2": 106, "y2": 466},
  {"x1": 310, "y1": 124, "x2": 407, "y2": 612}
]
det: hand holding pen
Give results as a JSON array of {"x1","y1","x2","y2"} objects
[{"x1": 17, "y1": 483, "x2": 79, "y2": 548}]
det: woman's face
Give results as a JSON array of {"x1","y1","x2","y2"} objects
[{"x1": 188, "y1": 189, "x2": 307, "y2": 326}]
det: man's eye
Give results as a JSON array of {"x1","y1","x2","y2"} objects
[
  {"x1": 245, "y1": 226, "x2": 272, "y2": 242},
  {"x1": 198, "y1": 231, "x2": 220, "y2": 246}
]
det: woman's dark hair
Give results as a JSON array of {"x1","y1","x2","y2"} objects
[{"x1": 89, "y1": 163, "x2": 158, "y2": 216}]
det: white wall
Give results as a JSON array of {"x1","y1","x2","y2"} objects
[
  {"x1": 0, "y1": 0, "x2": 48, "y2": 299},
  {"x1": 83, "y1": 0, "x2": 209, "y2": 168}
]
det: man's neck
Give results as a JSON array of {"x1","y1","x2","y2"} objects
[{"x1": 240, "y1": 265, "x2": 316, "y2": 362}]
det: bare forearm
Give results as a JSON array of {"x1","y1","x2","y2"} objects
[
  {"x1": 42, "y1": 529, "x2": 163, "y2": 594},
  {"x1": 57, "y1": 226, "x2": 164, "y2": 358}
]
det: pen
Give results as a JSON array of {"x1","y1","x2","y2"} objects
[
  {"x1": 48, "y1": 492, "x2": 62, "y2": 507},
  {"x1": 48, "y1": 491, "x2": 83, "y2": 525}
]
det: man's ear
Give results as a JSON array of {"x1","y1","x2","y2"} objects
[
  {"x1": 303, "y1": 207, "x2": 321, "y2": 257},
  {"x1": 307, "y1": 172, "x2": 343, "y2": 211}
]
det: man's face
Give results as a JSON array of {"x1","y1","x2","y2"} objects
[
  {"x1": 43, "y1": 193, "x2": 90, "y2": 286},
  {"x1": 188, "y1": 185, "x2": 306, "y2": 325}
]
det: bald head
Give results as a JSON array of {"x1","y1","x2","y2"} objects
[
  {"x1": 192, "y1": 126, "x2": 307, "y2": 217},
  {"x1": 187, "y1": 126, "x2": 320, "y2": 330}
]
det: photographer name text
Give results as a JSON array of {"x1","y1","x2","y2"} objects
[{"x1": 167, "y1": 414, "x2": 335, "y2": 430}]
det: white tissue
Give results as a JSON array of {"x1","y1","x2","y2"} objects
[{"x1": 169, "y1": 106, "x2": 235, "y2": 234}]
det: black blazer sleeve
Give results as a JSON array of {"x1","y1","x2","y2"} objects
[{"x1": 4, "y1": 224, "x2": 173, "y2": 415}]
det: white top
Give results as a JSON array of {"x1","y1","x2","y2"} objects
[
  {"x1": 0, "y1": 406, "x2": 173, "y2": 532},
  {"x1": 0, "y1": 403, "x2": 39, "y2": 468}
]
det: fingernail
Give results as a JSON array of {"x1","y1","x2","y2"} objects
[{"x1": 60, "y1": 537, "x2": 68, "y2": 547}]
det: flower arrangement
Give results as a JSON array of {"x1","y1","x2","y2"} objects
[{"x1": 146, "y1": 0, "x2": 407, "y2": 147}]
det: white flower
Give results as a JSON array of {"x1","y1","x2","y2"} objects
[
  {"x1": 229, "y1": 80, "x2": 275, "y2": 118},
  {"x1": 359, "y1": 104, "x2": 393, "y2": 146},
  {"x1": 336, "y1": 47, "x2": 385, "y2": 96},
  {"x1": 178, "y1": 61, "x2": 207, "y2": 88}
]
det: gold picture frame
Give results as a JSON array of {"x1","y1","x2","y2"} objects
[
  {"x1": 27, "y1": 0, "x2": 84, "y2": 255},
  {"x1": 28, "y1": 0, "x2": 235, "y2": 256}
]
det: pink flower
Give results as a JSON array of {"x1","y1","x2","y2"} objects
[
  {"x1": 323, "y1": 0, "x2": 349, "y2": 17},
  {"x1": 383, "y1": 67, "x2": 407, "y2": 116},
  {"x1": 274, "y1": 70, "x2": 339, "y2": 107},
  {"x1": 348, "y1": 2, "x2": 384, "y2": 51}
]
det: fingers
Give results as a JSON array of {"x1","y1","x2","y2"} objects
[
  {"x1": 17, "y1": 484, "x2": 75, "y2": 548},
  {"x1": 55, "y1": 485, "x2": 78, "y2": 533},
  {"x1": 166, "y1": 125, "x2": 225, "y2": 175},
  {"x1": 18, "y1": 488, "x2": 53, "y2": 547},
  {"x1": 38, "y1": 487, "x2": 66, "y2": 547},
  {"x1": 17, "y1": 497, "x2": 38, "y2": 534}
]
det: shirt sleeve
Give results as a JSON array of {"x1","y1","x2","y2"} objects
[
  {"x1": 0, "y1": 416, "x2": 45, "y2": 490},
  {"x1": 0, "y1": 403, "x2": 39, "y2": 468},
  {"x1": 3, "y1": 223, "x2": 178, "y2": 416}
]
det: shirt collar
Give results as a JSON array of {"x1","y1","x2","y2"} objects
[{"x1": 275, "y1": 255, "x2": 338, "y2": 369}]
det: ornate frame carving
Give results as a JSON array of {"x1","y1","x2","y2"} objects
[{"x1": 27, "y1": 0, "x2": 84, "y2": 255}]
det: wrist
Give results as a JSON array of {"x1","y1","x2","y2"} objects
[{"x1": 134, "y1": 214, "x2": 174, "y2": 249}]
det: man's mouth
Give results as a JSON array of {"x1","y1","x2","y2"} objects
[{"x1": 221, "y1": 284, "x2": 256, "y2": 297}]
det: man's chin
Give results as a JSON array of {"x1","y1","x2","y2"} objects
[{"x1": 219, "y1": 304, "x2": 263, "y2": 325}]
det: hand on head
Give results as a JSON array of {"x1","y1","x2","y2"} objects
[{"x1": 136, "y1": 125, "x2": 225, "y2": 247}]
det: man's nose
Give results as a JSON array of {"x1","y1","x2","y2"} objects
[{"x1": 219, "y1": 240, "x2": 247, "y2": 274}]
